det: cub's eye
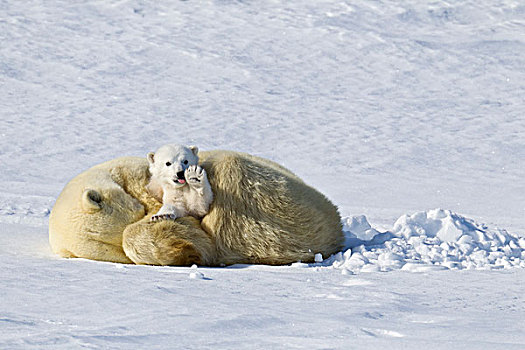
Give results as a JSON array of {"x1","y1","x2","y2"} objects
[
  {"x1": 165, "y1": 162, "x2": 172, "y2": 166},
  {"x1": 183, "y1": 160, "x2": 188, "y2": 165}
]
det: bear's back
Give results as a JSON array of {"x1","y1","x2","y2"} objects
[{"x1": 199, "y1": 150, "x2": 344, "y2": 265}]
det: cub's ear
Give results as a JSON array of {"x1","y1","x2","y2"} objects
[
  {"x1": 147, "y1": 152, "x2": 155, "y2": 165},
  {"x1": 82, "y1": 189, "x2": 103, "y2": 212},
  {"x1": 188, "y1": 145, "x2": 199, "y2": 156}
]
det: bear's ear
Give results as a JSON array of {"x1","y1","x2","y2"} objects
[
  {"x1": 147, "y1": 152, "x2": 155, "y2": 165},
  {"x1": 188, "y1": 145, "x2": 199, "y2": 156},
  {"x1": 82, "y1": 189, "x2": 103, "y2": 212}
]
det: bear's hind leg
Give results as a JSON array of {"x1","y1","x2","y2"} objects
[{"x1": 123, "y1": 217, "x2": 216, "y2": 266}]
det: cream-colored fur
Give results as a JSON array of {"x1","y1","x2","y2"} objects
[
  {"x1": 49, "y1": 151, "x2": 344, "y2": 266},
  {"x1": 49, "y1": 157, "x2": 156, "y2": 264}
]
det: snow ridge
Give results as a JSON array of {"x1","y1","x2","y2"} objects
[{"x1": 0, "y1": 192, "x2": 52, "y2": 226}]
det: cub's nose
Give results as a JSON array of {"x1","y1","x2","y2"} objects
[{"x1": 176, "y1": 170, "x2": 185, "y2": 179}]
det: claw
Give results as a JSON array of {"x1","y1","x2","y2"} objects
[{"x1": 150, "y1": 214, "x2": 177, "y2": 222}]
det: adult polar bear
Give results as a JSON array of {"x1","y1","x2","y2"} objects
[{"x1": 49, "y1": 150, "x2": 344, "y2": 266}]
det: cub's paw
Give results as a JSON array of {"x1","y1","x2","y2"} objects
[
  {"x1": 150, "y1": 214, "x2": 178, "y2": 222},
  {"x1": 185, "y1": 165, "x2": 206, "y2": 187}
]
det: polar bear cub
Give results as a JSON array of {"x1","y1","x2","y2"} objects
[{"x1": 146, "y1": 144, "x2": 213, "y2": 221}]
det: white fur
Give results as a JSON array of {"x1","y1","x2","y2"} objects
[{"x1": 147, "y1": 144, "x2": 213, "y2": 220}]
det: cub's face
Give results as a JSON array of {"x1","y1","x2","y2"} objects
[{"x1": 147, "y1": 144, "x2": 199, "y2": 189}]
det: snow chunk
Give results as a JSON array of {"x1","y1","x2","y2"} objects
[
  {"x1": 343, "y1": 215, "x2": 381, "y2": 241},
  {"x1": 189, "y1": 264, "x2": 205, "y2": 279},
  {"x1": 189, "y1": 271, "x2": 205, "y2": 279},
  {"x1": 291, "y1": 262, "x2": 309, "y2": 268},
  {"x1": 342, "y1": 215, "x2": 383, "y2": 249}
]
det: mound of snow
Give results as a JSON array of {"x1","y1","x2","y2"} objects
[
  {"x1": 189, "y1": 264, "x2": 207, "y2": 280},
  {"x1": 327, "y1": 209, "x2": 525, "y2": 273}
]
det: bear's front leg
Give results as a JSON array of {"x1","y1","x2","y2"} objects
[{"x1": 185, "y1": 165, "x2": 213, "y2": 217}]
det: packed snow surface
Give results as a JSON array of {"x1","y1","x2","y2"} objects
[{"x1": 1, "y1": 0, "x2": 524, "y2": 349}]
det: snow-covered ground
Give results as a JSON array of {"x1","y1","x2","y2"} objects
[{"x1": 1, "y1": 0, "x2": 524, "y2": 348}]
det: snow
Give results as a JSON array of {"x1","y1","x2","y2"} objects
[
  {"x1": 331, "y1": 209, "x2": 525, "y2": 273},
  {"x1": 1, "y1": 0, "x2": 524, "y2": 348}
]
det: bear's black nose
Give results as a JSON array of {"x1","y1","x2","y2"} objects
[{"x1": 176, "y1": 171, "x2": 185, "y2": 179}]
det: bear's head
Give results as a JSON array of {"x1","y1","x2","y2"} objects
[
  {"x1": 78, "y1": 187, "x2": 145, "y2": 244},
  {"x1": 147, "y1": 144, "x2": 199, "y2": 189},
  {"x1": 50, "y1": 177, "x2": 146, "y2": 260}
]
